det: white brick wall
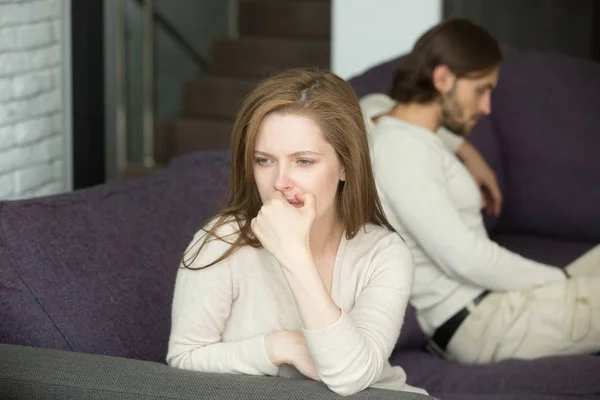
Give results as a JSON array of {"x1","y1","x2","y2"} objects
[{"x1": 0, "y1": 0, "x2": 71, "y2": 199}]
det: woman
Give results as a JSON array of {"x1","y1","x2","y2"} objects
[{"x1": 166, "y1": 68, "x2": 427, "y2": 396}]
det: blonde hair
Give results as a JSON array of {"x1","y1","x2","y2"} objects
[{"x1": 183, "y1": 68, "x2": 393, "y2": 269}]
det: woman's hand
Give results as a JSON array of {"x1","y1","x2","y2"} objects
[
  {"x1": 251, "y1": 191, "x2": 316, "y2": 268},
  {"x1": 254, "y1": 191, "x2": 342, "y2": 331},
  {"x1": 265, "y1": 330, "x2": 320, "y2": 381}
]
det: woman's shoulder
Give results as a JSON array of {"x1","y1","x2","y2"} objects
[
  {"x1": 344, "y1": 224, "x2": 413, "y2": 280},
  {"x1": 181, "y1": 216, "x2": 247, "y2": 269},
  {"x1": 197, "y1": 215, "x2": 242, "y2": 241},
  {"x1": 353, "y1": 223, "x2": 409, "y2": 253}
]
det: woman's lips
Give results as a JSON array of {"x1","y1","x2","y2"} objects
[{"x1": 286, "y1": 199, "x2": 303, "y2": 208}]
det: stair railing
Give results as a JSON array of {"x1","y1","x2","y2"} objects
[{"x1": 112, "y1": 0, "x2": 212, "y2": 176}]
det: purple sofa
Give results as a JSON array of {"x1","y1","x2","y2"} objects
[{"x1": 0, "y1": 49, "x2": 598, "y2": 399}]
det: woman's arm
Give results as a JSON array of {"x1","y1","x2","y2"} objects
[
  {"x1": 278, "y1": 250, "x2": 341, "y2": 331},
  {"x1": 167, "y1": 231, "x2": 279, "y2": 376},
  {"x1": 294, "y1": 235, "x2": 414, "y2": 396},
  {"x1": 250, "y1": 192, "x2": 342, "y2": 332},
  {"x1": 251, "y1": 193, "x2": 411, "y2": 395}
]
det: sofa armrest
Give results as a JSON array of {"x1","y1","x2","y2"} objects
[{"x1": 0, "y1": 344, "x2": 432, "y2": 400}]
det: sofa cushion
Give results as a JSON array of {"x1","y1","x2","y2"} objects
[
  {"x1": 0, "y1": 151, "x2": 230, "y2": 362},
  {"x1": 393, "y1": 349, "x2": 600, "y2": 397},
  {"x1": 395, "y1": 306, "x2": 426, "y2": 351}
]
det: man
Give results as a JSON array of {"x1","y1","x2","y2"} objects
[{"x1": 362, "y1": 17, "x2": 600, "y2": 364}]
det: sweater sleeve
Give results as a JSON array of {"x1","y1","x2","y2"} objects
[
  {"x1": 166, "y1": 229, "x2": 279, "y2": 376},
  {"x1": 302, "y1": 234, "x2": 414, "y2": 396},
  {"x1": 436, "y1": 127, "x2": 465, "y2": 153},
  {"x1": 372, "y1": 128, "x2": 565, "y2": 291}
]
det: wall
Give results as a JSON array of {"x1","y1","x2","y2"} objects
[
  {"x1": 0, "y1": 0, "x2": 71, "y2": 199},
  {"x1": 331, "y1": 0, "x2": 441, "y2": 80},
  {"x1": 444, "y1": 0, "x2": 599, "y2": 62}
]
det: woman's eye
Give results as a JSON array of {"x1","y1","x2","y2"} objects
[
  {"x1": 255, "y1": 157, "x2": 270, "y2": 165},
  {"x1": 298, "y1": 159, "x2": 313, "y2": 166}
]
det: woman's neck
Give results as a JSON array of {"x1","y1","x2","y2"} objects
[{"x1": 309, "y1": 212, "x2": 344, "y2": 259}]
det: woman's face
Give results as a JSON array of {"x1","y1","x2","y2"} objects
[{"x1": 252, "y1": 112, "x2": 346, "y2": 223}]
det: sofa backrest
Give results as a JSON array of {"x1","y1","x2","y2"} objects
[
  {"x1": 0, "y1": 151, "x2": 230, "y2": 363},
  {"x1": 485, "y1": 50, "x2": 600, "y2": 243}
]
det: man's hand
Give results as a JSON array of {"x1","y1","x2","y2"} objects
[{"x1": 457, "y1": 141, "x2": 503, "y2": 217}]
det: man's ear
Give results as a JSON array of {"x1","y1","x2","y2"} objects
[{"x1": 432, "y1": 65, "x2": 456, "y2": 94}]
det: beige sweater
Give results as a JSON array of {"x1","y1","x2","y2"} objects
[{"x1": 167, "y1": 220, "x2": 427, "y2": 396}]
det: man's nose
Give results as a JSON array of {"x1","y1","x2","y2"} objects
[{"x1": 480, "y1": 92, "x2": 492, "y2": 115}]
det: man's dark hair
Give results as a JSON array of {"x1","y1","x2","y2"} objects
[{"x1": 389, "y1": 17, "x2": 503, "y2": 104}]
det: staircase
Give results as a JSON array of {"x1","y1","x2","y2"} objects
[{"x1": 150, "y1": 0, "x2": 331, "y2": 171}]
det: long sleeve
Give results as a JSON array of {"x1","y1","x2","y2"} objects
[
  {"x1": 372, "y1": 128, "x2": 565, "y2": 291},
  {"x1": 302, "y1": 234, "x2": 415, "y2": 396},
  {"x1": 166, "y1": 230, "x2": 279, "y2": 376},
  {"x1": 436, "y1": 127, "x2": 465, "y2": 153}
]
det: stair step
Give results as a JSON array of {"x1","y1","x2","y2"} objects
[
  {"x1": 184, "y1": 77, "x2": 259, "y2": 119},
  {"x1": 211, "y1": 37, "x2": 330, "y2": 77},
  {"x1": 239, "y1": 0, "x2": 330, "y2": 38},
  {"x1": 169, "y1": 118, "x2": 233, "y2": 157}
]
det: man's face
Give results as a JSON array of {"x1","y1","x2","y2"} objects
[{"x1": 439, "y1": 67, "x2": 499, "y2": 136}]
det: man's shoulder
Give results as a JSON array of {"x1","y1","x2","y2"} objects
[
  {"x1": 371, "y1": 122, "x2": 444, "y2": 168},
  {"x1": 359, "y1": 93, "x2": 396, "y2": 116}
]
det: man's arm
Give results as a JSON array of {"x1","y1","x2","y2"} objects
[
  {"x1": 437, "y1": 127, "x2": 465, "y2": 153},
  {"x1": 372, "y1": 127, "x2": 565, "y2": 291},
  {"x1": 438, "y1": 127, "x2": 503, "y2": 216}
]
